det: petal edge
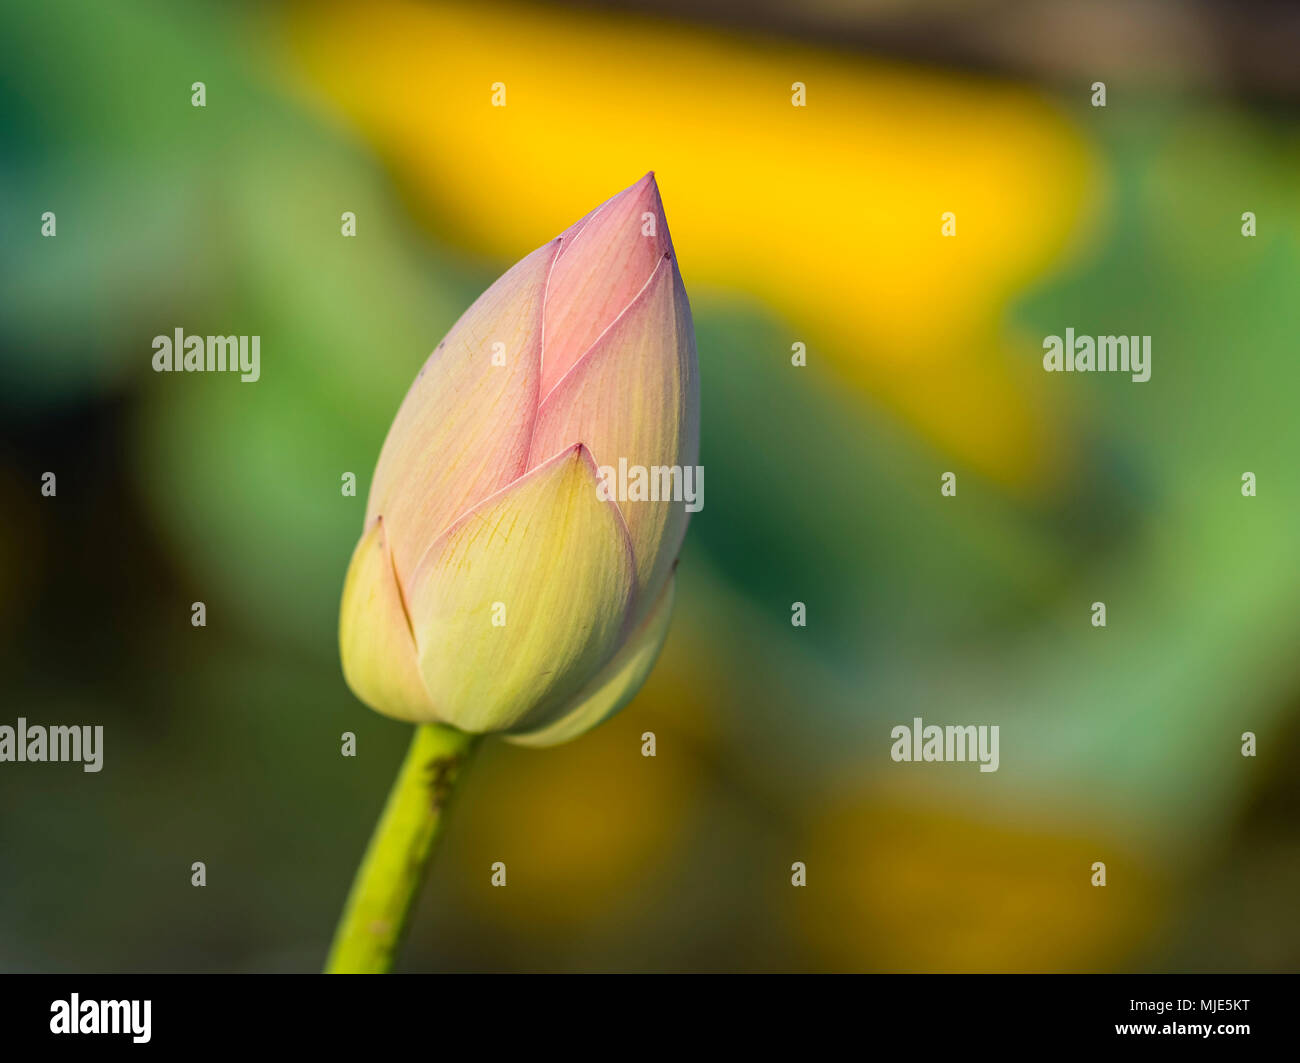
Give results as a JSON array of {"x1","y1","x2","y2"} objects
[
  {"x1": 339, "y1": 517, "x2": 441, "y2": 723},
  {"x1": 507, "y1": 574, "x2": 676, "y2": 747}
]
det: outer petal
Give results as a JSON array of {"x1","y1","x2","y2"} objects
[
  {"x1": 407, "y1": 444, "x2": 636, "y2": 735},
  {"x1": 366, "y1": 238, "x2": 559, "y2": 581},
  {"x1": 338, "y1": 517, "x2": 439, "y2": 722},
  {"x1": 528, "y1": 254, "x2": 698, "y2": 618},
  {"x1": 507, "y1": 575, "x2": 676, "y2": 748},
  {"x1": 540, "y1": 172, "x2": 671, "y2": 396}
]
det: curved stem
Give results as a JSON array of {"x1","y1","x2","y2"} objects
[{"x1": 325, "y1": 723, "x2": 479, "y2": 974}]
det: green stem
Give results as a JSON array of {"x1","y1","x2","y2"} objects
[{"x1": 325, "y1": 723, "x2": 479, "y2": 974}]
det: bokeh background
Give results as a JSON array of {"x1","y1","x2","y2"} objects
[{"x1": 2, "y1": 0, "x2": 1298, "y2": 972}]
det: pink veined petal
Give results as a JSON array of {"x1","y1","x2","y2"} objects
[
  {"x1": 540, "y1": 172, "x2": 672, "y2": 397},
  {"x1": 528, "y1": 253, "x2": 699, "y2": 620},
  {"x1": 366, "y1": 237, "x2": 560, "y2": 582},
  {"x1": 554, "y1": 205, "x2": 597, "y2": 251}
]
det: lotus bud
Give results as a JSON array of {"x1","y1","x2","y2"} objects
[{"x1": 339, "y1": 174, "x2": 699, "y2": 745}]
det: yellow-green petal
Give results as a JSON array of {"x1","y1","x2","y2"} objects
[
  {"x1": 507, "y1": 575, "x2": 676, "y2": 748},
  {"x1": 339, "y1": 517, "x2": 440, "y2": 723},
  {"x1": 408, "y1": 444, "x2": 636, "y2": 735}
]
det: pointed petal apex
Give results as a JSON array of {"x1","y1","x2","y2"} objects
[{"x1": 542, "y1": 173, "x2": 673, "y2": 395}]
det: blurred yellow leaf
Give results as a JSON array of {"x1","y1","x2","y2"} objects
[
  {"x1": 288, "y1": 0, "x2": 1100, "y2": 488},
  {"x1": 802, "y1": 785, "x2": 1164, "y2": 971}
]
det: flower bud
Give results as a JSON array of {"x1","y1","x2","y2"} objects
[{"x1": 340, "y1": 174, "x2": 698, "y2": 745}]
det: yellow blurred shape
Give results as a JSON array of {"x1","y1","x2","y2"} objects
[
  {"x1": 449, "y1": 703, "x2": 698, "y2": 931},
  {"x1": 287, "y1": 0, "x2": 1099, "y2": 489},
  {"x1": 803, "y1": 787, "x2": 1162, "y2": 971}
]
